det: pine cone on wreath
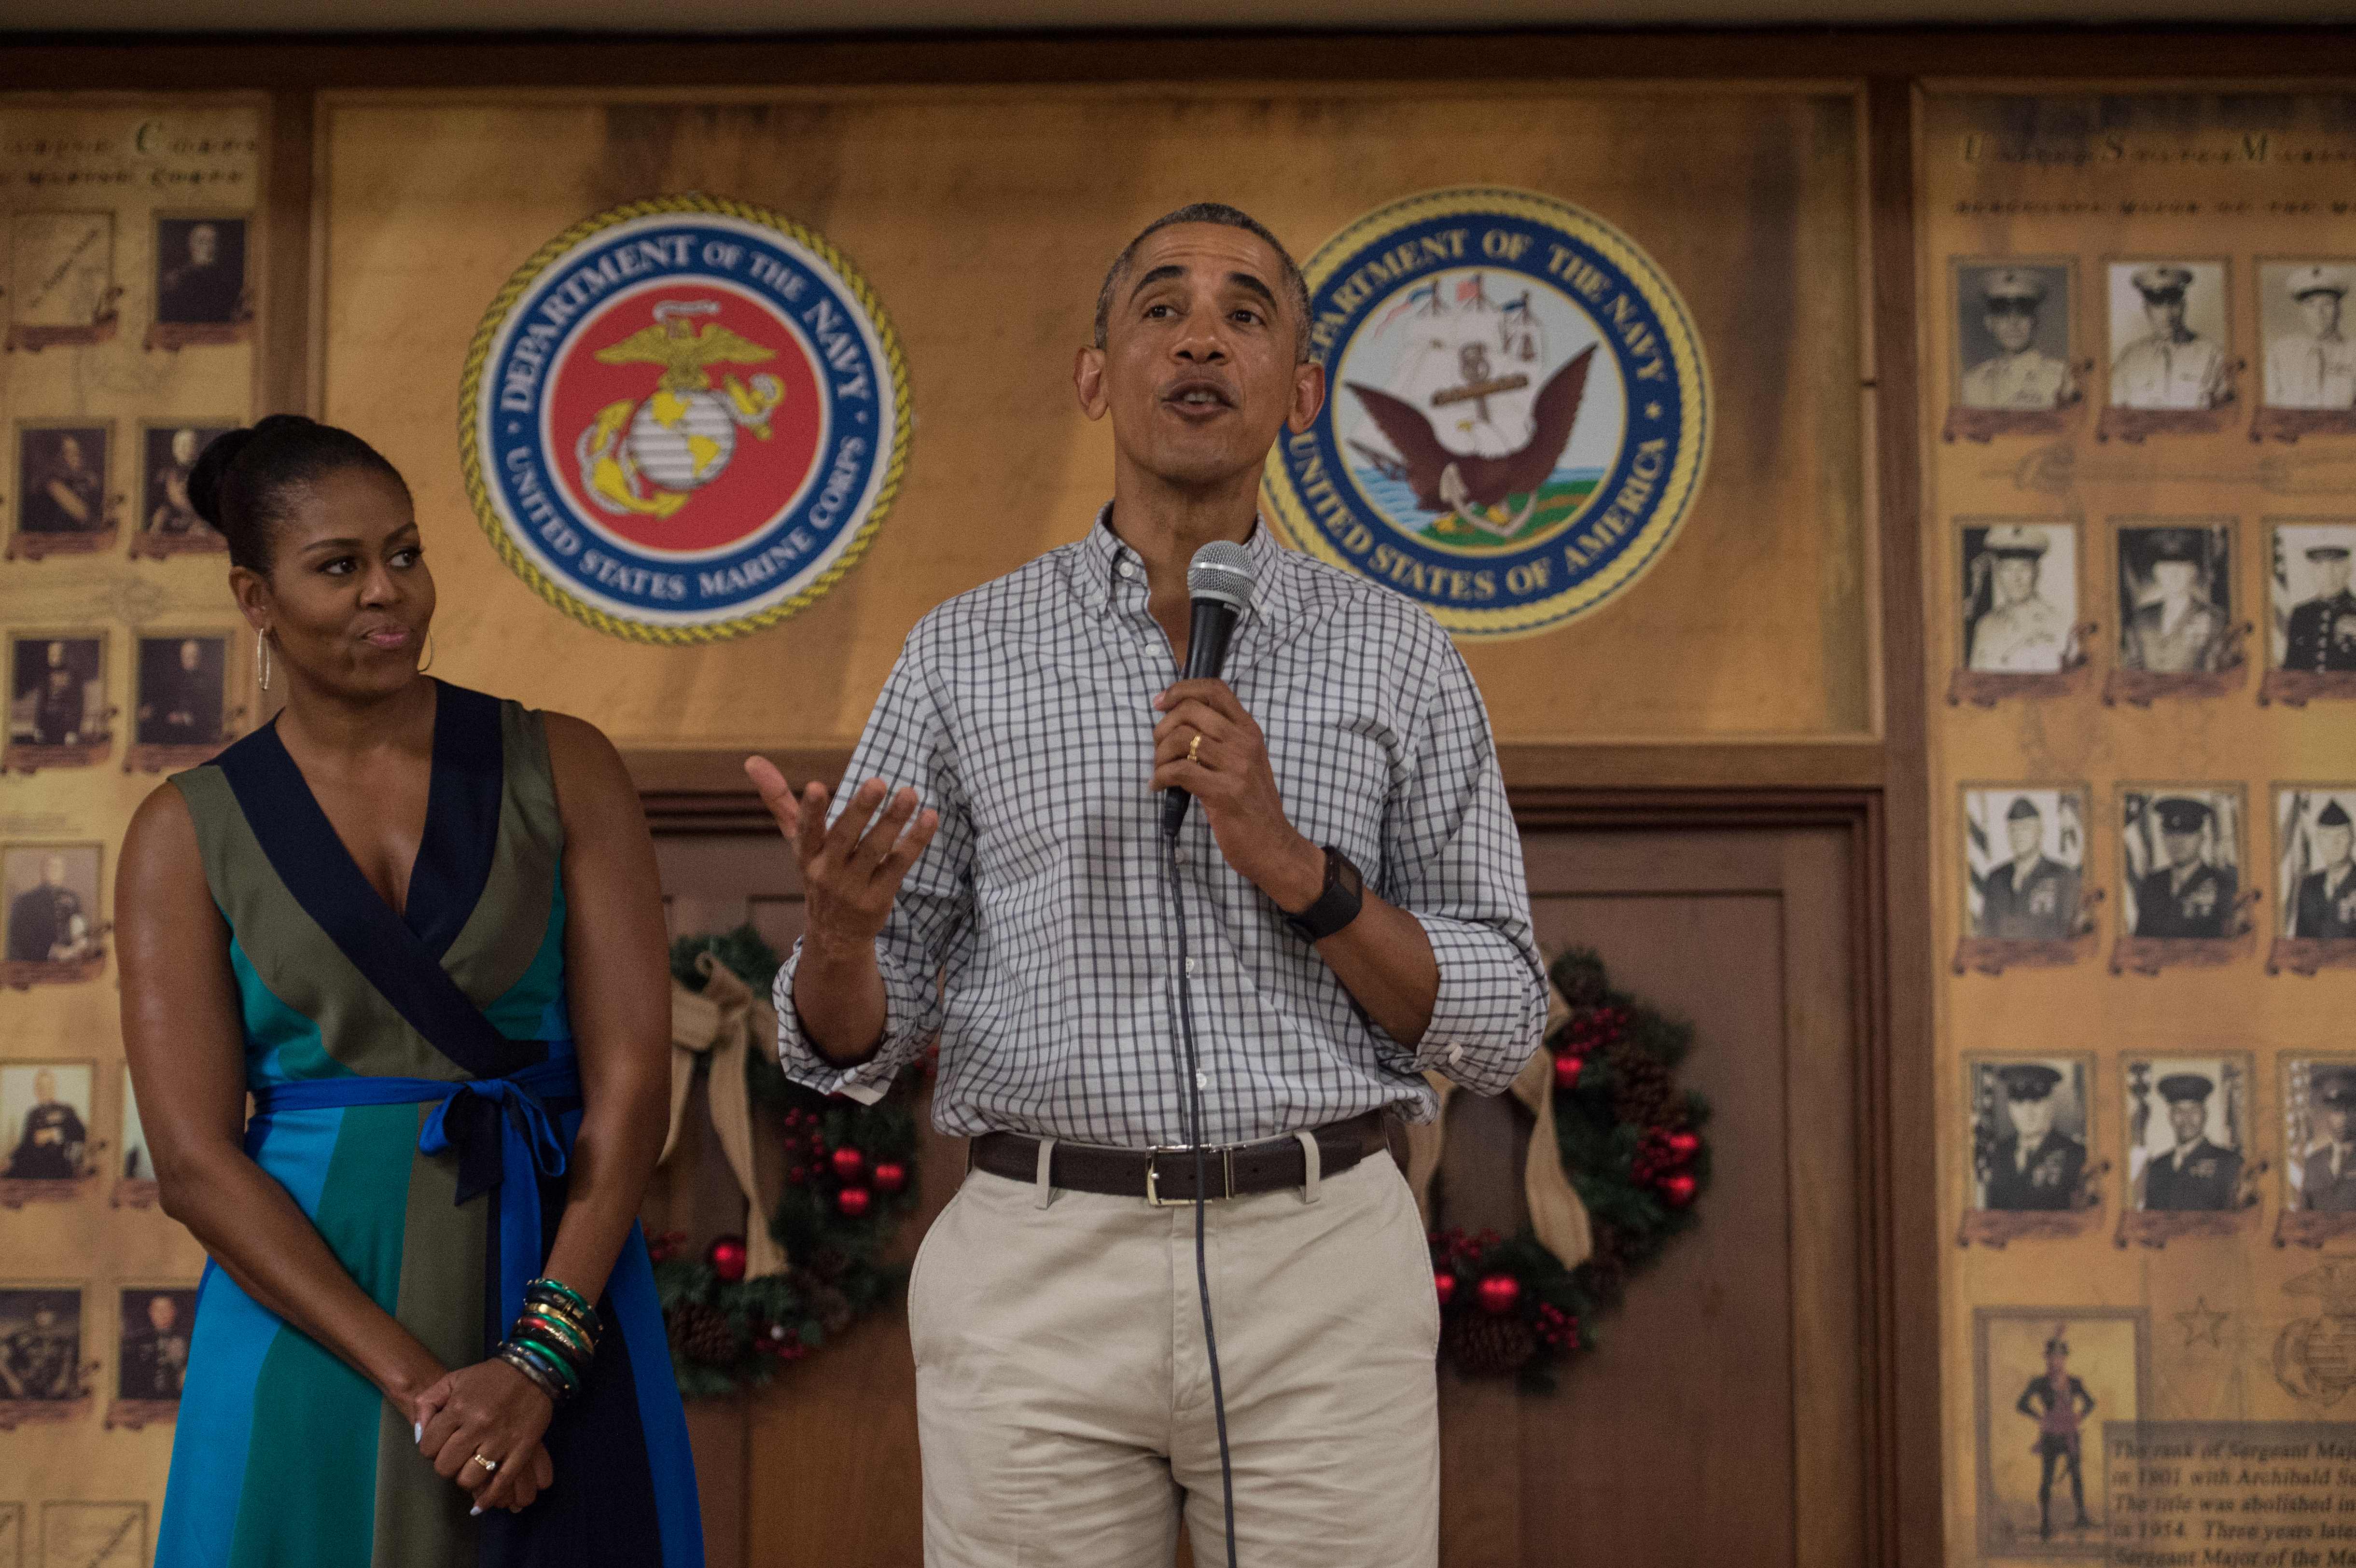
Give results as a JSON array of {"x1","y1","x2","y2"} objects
[
  {"x1": 1578, "y1": 1235, "x2": 1629, "y2": 1304},
  {"x1": 669, "y1": 1301, "x2": 737, "y2": 1366},
  {"x1": 1443, "y1": 1311, "x2": 1538, "y2": 1378},
  {"x1": 1605, "y1": 1043, "x2": 1676, "y2": 1129},
  {"x1": 801, "y1": 1279, "x2": 854, "y2": 1337}
]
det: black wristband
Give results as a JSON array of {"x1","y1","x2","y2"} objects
[{"x1": 1283, "y1": 846, "x2": 1365, "y2": 943}]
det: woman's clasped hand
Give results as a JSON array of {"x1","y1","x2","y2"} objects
[{"x1": 412, "y1": 1359, "x2": 557, "y2": 1514}]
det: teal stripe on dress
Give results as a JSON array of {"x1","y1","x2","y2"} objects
[
  {"x1": 231, "y1": 936, "x2": 353, "y2": 1087},
  {"x1": 479, "y1": 879, "x2": 568, "y2": 1041}
]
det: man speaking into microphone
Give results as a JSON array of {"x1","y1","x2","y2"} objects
[{"x1": 750, "y1": 203, "x2": 1545, "y2": 1567}]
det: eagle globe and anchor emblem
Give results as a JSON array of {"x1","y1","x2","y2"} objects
[
  {"x1": 461, "y1": 194, "x2": 909, "y2": 641},
  {"x1": 1264, "y1": 187, "x2": 1710, "y2": 638}
]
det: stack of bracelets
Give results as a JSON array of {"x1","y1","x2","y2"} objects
[{"x1": 497, "y1": 1277, "x2": 600, "y2": 1404}]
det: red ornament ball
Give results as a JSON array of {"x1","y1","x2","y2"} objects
[
  {"x1": 705, "y1": 1235, "x2": 749, "y2": 1282},
  {"x1": 1475, "y1": 1273, "x2": 1522, "y2": 1316},
  {"x1": 830, "y1": 1145, "x2": 867, "y2": 1182},
  {"x1": 871, "y1": 1160, "x2": 908, "y2": 1194},
  {"x1": 1659, "y1": 1173, "x2": 1699, "y2": 1208},
  {"x1": 1663, "y1": 1131, "x2": 1701, "y2": 1165},
  {"x1": 836, "y1": 1186, "x2": 873, "y2": 1219},
  {"x1": 1433, "y1": 1272, "x2": 1458, "y2": 1308},
  {"x1": 1552, "y1": 1052, "x2": 1585, "y2": 1091}
]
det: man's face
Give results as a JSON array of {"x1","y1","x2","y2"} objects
[
  {"x1": 44, "y1": 641, "x2": 64, "y2": 669},
  {"x1": 2162, "y1": 827, "x2": 2203, "y2": 870},
  {"x1": 40, "y1": 854, "x2": 66, "y2": 887},
  {"x1": 187, "y1": 224, "x2": 218, "y2": 267},
  {"x1": 1075, "y1": 222, "x2": 1324, "y2": 494},
  {"x1": 2315, "y1": 556, "x2": 2352, "y2": 597},
  {"x1": 2008, "y1": 1094, "x2": 2055, "y2": 1141},
  {"x1": 2145, "y1": 292, "x2": 2188, "y2": 334},
  {"x1": 2300, "y1": 290, "x2": 2342, "y2": 337},
  {"x1": 2152, "y1": 559, "x2": 2197, "y2": 598},
  {"x1": 32, "y1": 1070, "x2": 55, "y2": 1102},
  {"x1": 2007, "y1": 815, "x2": 2042, "y2": 859},
  {"x1": 178, "y1": 639, "x2": 201, "y2": 671},
  {"x1": 57, "y1": 436, "x2": 84, "y2": 472},
  {"x1": 170, "y1": 429, "x2": 198, "y2": 466},
  {"x1": 2324, "y1": 1102, "x2": 2355, "y2": 1144},
  {"x1": 1987, "y1": 303, "x2": 2037, "y2": 354},
  {"x1": 2168, "y1": 1098, "x2": 2206, "y2": 1145},
  {"x1": 2316, "y1": 822, "x2": 2353, "y2": 869},
  {"x1": 147, "y1": 1295, "x2": 178, "y2": 1334},
  {"x1": 1994, "y1": 556, "x2": 2037, "y2": 605}
]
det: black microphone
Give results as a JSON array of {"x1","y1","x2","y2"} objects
[{"x1": 1161, "y1": 540, "x2": 1258, "y2": 837}]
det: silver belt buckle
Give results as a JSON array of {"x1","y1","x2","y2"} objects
[{"x1": 1145, "y1": 1145, "x2": 1235, "y2": 1206}]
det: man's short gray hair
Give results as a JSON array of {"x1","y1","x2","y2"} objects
[{"x1": 1092, "y1": 202, "x2": 1312, "y2": 364}]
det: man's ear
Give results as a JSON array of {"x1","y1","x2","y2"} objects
[
  {"x1": 1073, "y1": 346, "x2": 1109, "y2": 422},
  {"x1": 1286, "y1": 358, "x2": 1327, "y2": 435}
]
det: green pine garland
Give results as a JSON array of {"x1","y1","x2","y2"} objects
[
  {"x1": 654, "y1": 927, "x2": 924, "y2": 1399},
  {"x1": 1429, "y1": 947, "x2": 1713, "y2": 1393}
]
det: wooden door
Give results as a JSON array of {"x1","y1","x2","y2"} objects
[{"x1": 648, "y1": 814, "x2": 1872, "y2": 1568}]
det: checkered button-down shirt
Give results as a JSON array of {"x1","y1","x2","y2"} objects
[{"x1": 774, "y1": 513, "x2": 1546, "y2": 1147}]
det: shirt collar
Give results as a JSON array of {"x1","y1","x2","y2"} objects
[{"x1": 1079, "y1": 504, "x2": 1299, "y2": 631}]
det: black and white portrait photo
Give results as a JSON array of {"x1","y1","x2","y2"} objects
[
  {"x1": 2120, "y1": 787, "x2": 2244, "y2": 942},
  {"x1": 8, "y1": 634, "x2": 103, "y2": 749},
  {"x1": 2270, "y1": 522, "x2": 2356, "y2": 676},
  {"x1": 1969, "y1": 1057, "x2": 2091, "y2": 1212},
  {"x1": 1962, "y1": 523, "x2": 2079, "y2": 675},
  {"x1": 117, "y1": 1288, "x2": 194, "y2": 1403},
  {"x1": 1954, "y1": 261, "x2": 2077, "y2": 412},
  {"x1": 2261, "y1": 263, "x2": 2356, "y2": 411},
  {"x1": 0, "y1": 1062, "x2": 93, "y2": 1183},
  {"x1": 1966, "y1": 787, "x2": 2087, "y2": 942},
  {"x1": 2276, "y1": 787, "x2": 2356, "y2": 942},
  {"x1": 2107, "y1": 261, "x2": 2232, "y2": 411},
  {"x1": 2125, "y1": 1055, "x2": 2251, "y2": 1214},
  {"x1": 153, "y1": 215, "x2": 247, "y2": 325},
  {"x1": 13, "y1": 423, "x2": 110, "y2": 537},
  {"x1": 0, "y1": 1288, "x2": 83, "y2": 1403},
  {"x1": 2286, "y1": 1060, "x2": 2356, "y2": 1216},
  {"x1": 2116, "y1": 523, "x2": 2235, "y2": 677},
  {"x1": 135, "y1": 635, "x2": 227, "y2": 749},
  {"x1": 141, "y1": 423, "x2": 230, "y2": 545},
  {"x1": 1, "y1": 843, "x2": 102, "y2": 971}
]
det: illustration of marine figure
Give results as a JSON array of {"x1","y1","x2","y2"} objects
[
  {"x1": 1348, "y1": 344, "x2": 1596, "y2": 538},
  {"x1": 575, "y1": 299, "x2": 787, "y2": 520},
  {"x1": 2015, "y1": 1328, "x2": 2095, "y2": 1541}
]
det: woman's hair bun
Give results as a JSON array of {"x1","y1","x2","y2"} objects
[{"x1": 185, "y1": 426, "x2": 258, "y2": 529}]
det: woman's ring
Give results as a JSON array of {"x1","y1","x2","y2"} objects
[
  {"x1": 470, "y1": 1453, "x2": 499, "y2": 1475},
  {"x1": 1187, "y1": 734, "x2": 1203, "y2": 764}
]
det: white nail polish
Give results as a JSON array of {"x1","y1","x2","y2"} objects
[
  {"x1": 413, "y1": 1422, "x2": 423, "y2": 1443},
  {"x1": 470, "y1": 1506, "x2": 482, "y2": 1517}
]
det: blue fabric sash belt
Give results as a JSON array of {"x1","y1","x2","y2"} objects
[{"x1": 251, "y1": 1052, "x2": 581, "y2": 1332}]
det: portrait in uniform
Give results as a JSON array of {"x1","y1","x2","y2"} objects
[
  {"x1": 2288, "y1": 1062, "x2": 2356, "y2": 1214},
  {"x1": 2117, "y1": 523, "x2": 2234, "y2": 677},
  {"x1": 2275, "y1": 789, "x2": 2356, "y2": 941},
  {"x1": 1966, "y1": 788, "x2": 2086, "y2": 941},
  {"x1": 2121, "y1": 790, "x2": 2243, "y2": 941},
  {"x1": 2107, "y1": 262, "x2": 2232, "y2": 411},
  {"x1": 0, "y1": 1289, "x2": 83, "y2": 1403},
  {"x1": 13, "y1": 424, "x2": 109, "y2": 537},
  {"x1": 153, "y1": 216, "x2": 247, "y2": 325},
  {"x1": 134, "y1": 635, "x2": 226, "y2": 749},
  {"x1": 0, "y1": 1062, "x2": 93, "y2": 1183},
  {"x1": 1975, "y1": 1307, "x2": 2146, "y2": 1556},
  {"x1": 7, "y1": 635, "x2": 101, "y2": 749},
  {"x1": 2270, "y1": 524, "x2": 2356, "y2": 676},
  {"x1": 1963, "y1": 523, "x2": 2079, "y2": 675},
  {"x1": 2126, "y1": 1056, "x2": 2250, "y2": 1213},
  {"x1": 1954, "y1": 261, "x2": 2077, "y2": 412},
  {"x1": 2261, "y1": 263, "x2": 2356, "y2": 409},
  {"x1": 1970, "y1": 1058, "x2": 2091, "y2": 1212},
  {"x1": 117, "y1": 1288, "x2": 195, "y2": 1403},
  {"x1": 0, "y1": 844, "x2": 102, "y2": 970},
  {"x1": 139, "y1": 423, "x2": 230, "y2": 543}
]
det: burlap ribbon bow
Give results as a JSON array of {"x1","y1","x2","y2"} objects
[
  {"x1": 1402, "y1": 973, "x2": 1593, "y2": 1269},
  {"x1": 663, "y1": 953, "x2": 786, "y2": 1279}
]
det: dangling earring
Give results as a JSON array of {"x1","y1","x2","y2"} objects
[
  {"x1": 418, "y1": 630, "x2": 435, "y2": 674},
  {"x1": 256, "y1": 626, "x2": 273, "y2": 693}
]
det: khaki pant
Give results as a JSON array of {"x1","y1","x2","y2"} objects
[{"x1": 908, "y1": 1147, "x2": 1442, "y2": 1567}]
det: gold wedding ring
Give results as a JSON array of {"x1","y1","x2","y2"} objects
[
  {"x1": 1187, "y1": 734, "x2": 1203, "y2": 764},
  {"x1": 471, "y1": 1453, "x2": 499, "y2": 1474}
]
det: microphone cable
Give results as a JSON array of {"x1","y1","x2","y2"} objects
[{"x1": 1162, "y1": 819, "x2": 1241, "y2": 1568}]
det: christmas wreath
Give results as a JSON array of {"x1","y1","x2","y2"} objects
[
  {"x1": 1427, "y1": 948, "x2": 1713, "y2": 1392},
  {"x1": 653, "y1": 928, "x2": 924, "y2": 1398}
]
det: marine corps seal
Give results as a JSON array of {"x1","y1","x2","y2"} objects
[
  {"x1": 460, "y1": 194, "x2": 909, "y2": 641},
  {"x1": 1263, "y1": 187, "x2": 1709, "y2": 638}
]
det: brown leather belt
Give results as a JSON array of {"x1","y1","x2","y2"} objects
[{"x1": 969, "y1": 1112, "x2": 1388, "y2": 1205}]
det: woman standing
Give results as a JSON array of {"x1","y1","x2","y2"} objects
[{"x1": 117, "y1": 415, "x2": 701, "y2": 1566}]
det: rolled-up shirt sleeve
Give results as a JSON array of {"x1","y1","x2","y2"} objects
[
  {"x1": 773, "y1": 631, "x2": 975, "y2": 1103},
  {"x1": 1376, "y1": 628, "x2": 1547, "y2": 1096}
]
